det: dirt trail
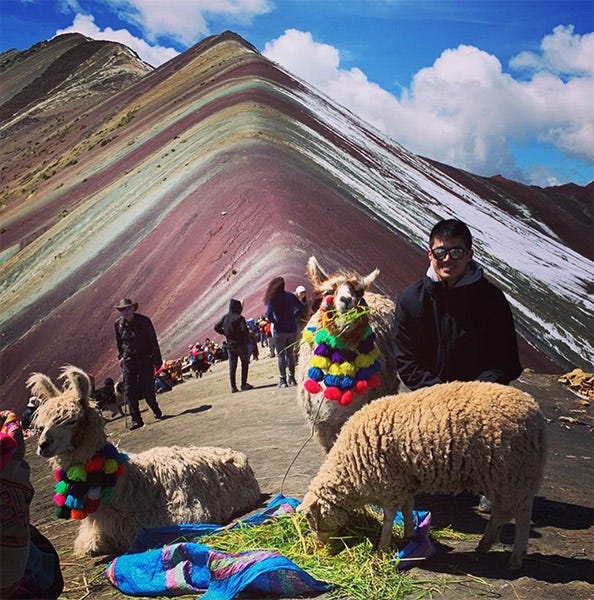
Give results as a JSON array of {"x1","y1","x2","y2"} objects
[{"x1": 25, "y1": 357, "x2": 593, "y2": 599}]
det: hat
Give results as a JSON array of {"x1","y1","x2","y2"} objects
[
  {"x1": 114, "y1": 298, "x2": 138, "y2": 310},
  {"x1": 295, "y1": 285, "x2": 306, "y2": 294}
]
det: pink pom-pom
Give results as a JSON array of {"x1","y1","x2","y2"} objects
[
  {"x1": 304, "y1": 379, "x2": 322, "y2": 394},
  {"x1": 369, "y1": 374, "x2": 381, "y2": 388},
  {"x1": 339, "y1": 390, "x2": 354, "y2": 406},
  {"x1": 354, "y1": 380, "x2": 368, "y2": 395},
  {"x1": 53, "y1": 493, "x2": 67, "y2": 507},
  {"x1": 54, "y1": 468, "x2": 65, "y2": 482},
  {"x1": 324, "y1": 386, "x2": 341, "y2": 401}
]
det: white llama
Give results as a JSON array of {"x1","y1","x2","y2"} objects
[
  {"x1": 296, "y1": 256, "x2": 399, "y2": 452},
  {"x1": 29, "y1": 365, "x2": 261, "y2": 556}
]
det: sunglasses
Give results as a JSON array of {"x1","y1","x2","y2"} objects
[{"x1": 430, "y1": 246, "x2": 468, "y2": 261}]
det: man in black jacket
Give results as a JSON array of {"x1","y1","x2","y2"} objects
[
  {"x1": 394, "y1": 219, "x2": 522, "y2": 513},
  {"x1": 114, "y1": 298, "x2": 163, "y2": 430},
  {"x1": 394, "y1": 219, "x2": 522, "y2": 390},
  {"x1": 214, "y1": 299, "x2": 253, "y2": 393}
]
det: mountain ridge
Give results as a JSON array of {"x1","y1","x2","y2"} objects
[{"x1": 0, "y1": 31, "x2": 592, "y2": 411}]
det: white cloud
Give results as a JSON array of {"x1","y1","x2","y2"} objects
[
  {"x1": 55, "y1": 13, "x2": 179, "y2": 66},
  {"x1": 263, "y1": 28, "x2": 594, "y2": 185},
  {"x1": 107, "y1": 0, "x2": 273, "y2": 46}
]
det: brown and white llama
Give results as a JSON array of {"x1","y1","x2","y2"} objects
[
  {"x1": 29, "y1": 365, "x2": 261, "y2": 556},
  {"x1": 296, "y1": 256, "x2": 399, "y2": 452}
]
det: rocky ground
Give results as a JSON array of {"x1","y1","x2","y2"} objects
[{"x1": 25, "y1": 355, "x2": 593, "y2": 599}]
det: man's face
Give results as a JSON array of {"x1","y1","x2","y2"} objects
[
  {"x1": 428, "y1": 236, "x2": 473, "y2": 288},
  {"x1": 118, "y1": 306, "x2": 135, "y2": 322},
  {"x1": 297, "y1": 291, "x2": 306, "y2": 302}
]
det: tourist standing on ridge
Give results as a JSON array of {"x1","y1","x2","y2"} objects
[
  {"x1": 214, "y1": 299, "x2": 253, "y2": 393},
  {"x1": 114, "y1": 298, "x2": 164, "y2": 430},
  {"x1": 264, "y1": 277, "x2": 306, "y2": 387}
]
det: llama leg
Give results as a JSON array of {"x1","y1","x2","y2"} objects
[
  {"x1": 379, "y1": 504, "x2": 396, "y2": 549},
  {"x1": 508, "y1": 496, "x2": 534, "y2": 570},
  {"x1": 74, "y1": 519, "x2": 103, "y2": 556},
  {"x1": 402, "y1": 496, "x2": 415, "y2": 539},
  {"x1": 477, "y1": 503, "x2": 508, "y2": 554}
]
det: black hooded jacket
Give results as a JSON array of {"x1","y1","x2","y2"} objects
[
  {"x1": 394, "y1": 266, "x2": 522, "y2": 390},
  {"x1": 214, "y1": 299, "x2": 249, "y2": 348}
]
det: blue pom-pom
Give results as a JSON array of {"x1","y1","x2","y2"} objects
[
  {"x1": 307, "y1": 367, "x2": 324, "y2": 381},
  {"x1": 324, "y1": 375, "x2": 342, "y2": 387},
  {"x1": 340, "y1": 376, "x2": 355, "y2": 390}
]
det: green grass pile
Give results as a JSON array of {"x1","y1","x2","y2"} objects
[{"x1": 201, "y1": 510, "x2": 421, "y2": 599}]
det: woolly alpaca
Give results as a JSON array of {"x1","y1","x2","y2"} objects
[
  {"x1": 296, "y1": 256, "x2": 399, "y2": 451},
  {"x1": 29, "y1": 366, "x2": 261, "y2": 556},
  {"x1": 298, "y1": 381, "x2": 547, "y2": 570}
]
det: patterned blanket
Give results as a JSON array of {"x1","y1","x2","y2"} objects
[{"x1": 106, "y1": 494, "x2": 434, "y2": 599}]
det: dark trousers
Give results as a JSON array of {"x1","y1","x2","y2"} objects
[
  {"x1": 227, "y1": 345, "x2": 249, "y2": 390},
  {"x1": 122, "y1": 356, "x2": 161, "y2": 424}
]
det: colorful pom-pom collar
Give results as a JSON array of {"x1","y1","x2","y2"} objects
[
  {"x1": 302, "y1": 295, "x2": 381, "y2": 406},
  {"x1": 53, "y1": 443, "x2": 127, "y2": 520}
]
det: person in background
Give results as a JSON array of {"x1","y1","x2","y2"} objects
[
  {"x1": 114, "y1": 298, "x2": 164, "y2": 430},
  {"x1": 294, "y1": 285, "x2": 312, "y2": 363},
  {"x1": 264, "y1": 277, "x2": 306, "y2": 387},
  {"x1": 214, "y1": 299, "x2": 253, "y2": 393},
  {"x1": 394, "y1": 218, "x2": 522, "y2": 511}
]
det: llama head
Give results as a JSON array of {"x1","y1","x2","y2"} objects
[
  {"x1": 28, "y1": 365, "x2": 102, "y2": 459},
  {"x1": 306, "y1": 256, "x2": 379, "y2": 313}
]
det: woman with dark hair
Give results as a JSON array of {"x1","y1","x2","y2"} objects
[{"x1": 264, "y1": 277, "x2": 305, "y2": 387}]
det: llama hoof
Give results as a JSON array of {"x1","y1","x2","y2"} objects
[{"x1": 506, "y1": 553, "x2": 525, "y2": 570}]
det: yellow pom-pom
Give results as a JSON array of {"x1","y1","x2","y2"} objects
[
  {"x1": 302, "y1": 330, "x2": 314, "y2": 346},
  {"x1": 104, "y1": 458, "x2": 118, "y2": 475},
  {"x1": 328, "y1": 362, "x2": 356, "y2": 378},
  {"x1": 310, "y1": 356, "x2": 331, "y2": 370}
]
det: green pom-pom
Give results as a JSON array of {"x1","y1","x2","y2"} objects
[
  {"x1": 314, "y1": 328, "x2": 329, "y2": 344},
  {"x1": 100, "y1": 487, "x2": 114, "y2": 501},
  {"x1": 67, "y1": 463, "x2": 87, "y2": 482},
  {"x1": 56, "y1": 506, "x2": 71, "y2": 519},
  {"x1": 55, "y1": 480, "x2": 68, "y2": 494}
]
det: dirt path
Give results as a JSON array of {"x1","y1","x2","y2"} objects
[{"x1": 25, "y1": 357, "x2": 593, "y2": 599}]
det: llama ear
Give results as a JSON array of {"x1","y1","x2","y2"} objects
[
  {"x1": 59, "y1": 365, "x2": 92, "y2": 402},
  {"x1": 361, "y1": 267, "x2": 380, "y2": 289},
  {"x1": 26, "y1": 373, "x2": 60, "y2": 402},
  {"x1": 306, "y1": 256, "x2": 328, "y2": 287}
]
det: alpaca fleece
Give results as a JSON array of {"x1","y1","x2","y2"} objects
[{"x1": 299, "y1": 381, "x2": 547, "y2": 570}]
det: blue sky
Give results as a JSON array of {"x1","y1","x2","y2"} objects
[{"x1": 1, "y1": 0, "x2": 593, "y2": 186}]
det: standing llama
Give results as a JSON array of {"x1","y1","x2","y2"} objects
[
  {"x1": 28, "y1": 365, "x2": 261, "y2": 556},
  {"x1": 296, "y1": 256, "x2": 399, "y2": 452}
]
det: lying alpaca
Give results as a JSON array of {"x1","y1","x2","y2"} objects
[
  {"x1": 296, "y1": 256, "x2": 399, "y2": 451},
  {"x1": 29, "y1": 366, "x2": 261, "y2": 556},
  {"x1": 299, "y1": 381, "x2": 547, "y2": 570}
]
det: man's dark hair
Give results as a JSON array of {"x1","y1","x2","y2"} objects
[{"x1": 429, "y1": 219, "x2": 472, "y2": 249}]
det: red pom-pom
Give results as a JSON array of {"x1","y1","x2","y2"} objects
[
  {"x1": 117, "y1": 464, "x2": 126, "y2": 476},
  {"x1": 71, "y1": 509, "x2": 87, "y2": 520},
  {"x1": 324, "y1": 386, "x2": 341, "y2": 401},
  {"x1": 54, "y1": 468, "x2": 64, "y2": 482},
  {"x1": 84, "y1": 498, "x2": 101, "y2": 514},
  {"x1": 53, "y1": 493, "x2": 66, "y2": 507},
  {"x1": 321, "y1": 295, "x2": 334, "y2": 310},
  {"x1": 354, "y1": 380, "x2": 368, "y2": 395},
  {"x1": 339, "y1": 390, "x2": 354, "y2": 406},
  {"x1": 85, "y1": 455, "x2": 105, "y2": 472},
  {"x1": 369, "y1": 374, "x2": 381, "y2": 388},
  {"x1": 304, "y1": 379, "x2": 322, "y2": 394}
]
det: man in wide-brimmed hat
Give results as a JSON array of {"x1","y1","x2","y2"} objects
[{"x1": 114, "y1": 298, "x2": 164, "y2": 430}]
